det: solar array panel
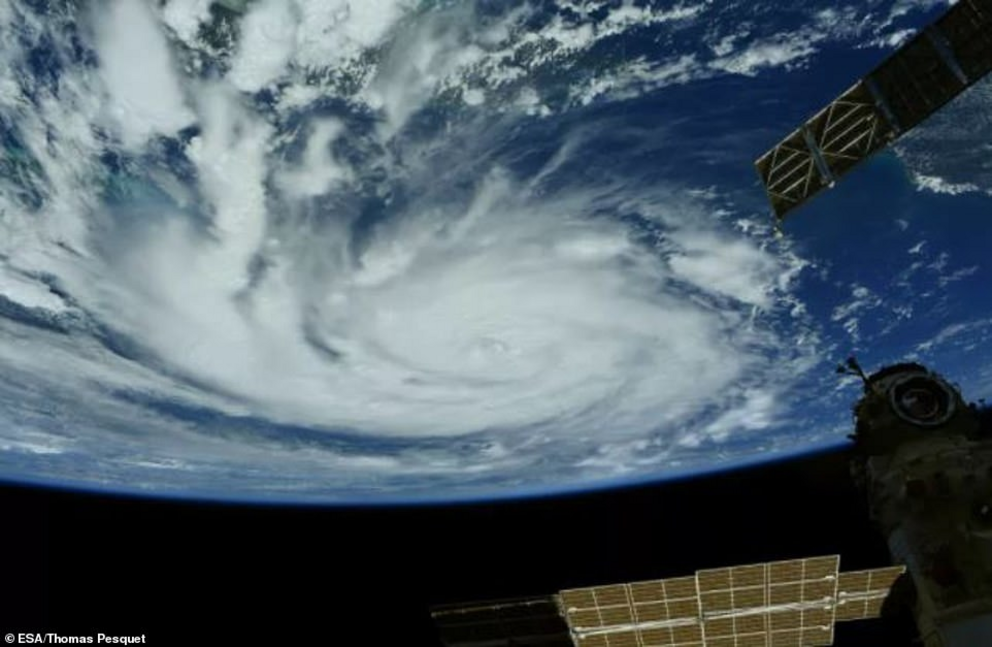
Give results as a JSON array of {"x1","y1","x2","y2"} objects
[
  {"x1": 755, "y1": 0, "x2": 992, "y2": 219},
  {"x1": 697, "y1": 556, "x2": 839, "y2": 647},
  {"x1": 560, "y1": 576, "x2": 703, "y2": 647},
  {"x1": 433, "y1": 560, "x2": 906, "y2": 647},
  {"x1": 834, "y1": 566, "x2": 907, "y2": 622},
  {"x1": 559, "y1": 556, "x2": 845, "y2": 647}
]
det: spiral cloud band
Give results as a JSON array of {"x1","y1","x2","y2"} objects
[{"x1": 0, "y1": 0, "x2": 838, "y2": 500}]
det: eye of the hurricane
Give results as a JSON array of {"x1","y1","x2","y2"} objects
[{"x1": 341, "y1": 257, "x2": 630, "y2": 388}]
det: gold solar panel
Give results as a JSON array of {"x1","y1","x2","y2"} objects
[
  {"x1": 562, "y1": 556, "x2": 849, "y2": 647},
  {"x1": 834, "y1": 565, "x2": 907, "y2": 622},
  {"x1": 561, "y1": 574, "x2": 703, "y2": 646},
  {"x1": 698, "y1": 556, "x2": 839, "y2": 647},
  {"x1": 441, "y1": 557, "x2": 906, "y2": 647}
]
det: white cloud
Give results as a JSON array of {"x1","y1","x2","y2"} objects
[
  {"x1": 93, "y1": 0, "x2": 195, "y2": 149},
  {"x1": 667, "y1": 230, "x2": 780, "y2": 307},
  {"x1": 227, "y1": 0, "x2": 299, "y2": 93},
  {"x1": 703, "y1": 390, "x2": 779, "y2": 441},
  {"x1": 365, "y1": 12, "x2": 489, "y2": 135},
  {"x1": 938, "y1": 264, "x2": 979, "y2": 287},
  {"x1": 911, "y1": 172, "x2": 982, "y2": 196},
  {"x1": 292, "y1": 0, "x2": 417, "y2": 70},
  {"x1": 574, "y1": 55, "x2": 701, "y2": 105},
  {"x1": 831, "y1": 284, "x2": 883, "y2": 342},
  {"x1": 917, "y1": 318, "x2": 992, "y2": 353},
  {"x1": 832, "y1": 285, "x2": 882, "y2": 321},
  {"x1": 462, "y1": 88, "x2": 485, "y2": 106},
  {"x1": 876, "y1": 0, "x2": 955, "y2": 33},
  {"x1": 880, "y1": 28, "x2": 916, "y2": 47},
  {"x1": 0, "y1": 434, "x2": 69, "y2": 456},
  {"x1": 710, "y1": 34, "x2": 817, "y2": 76},
  {"x1": 184, "y1": 85, "x2": 274, "y2": 292},
  {"x1": 710, "y1": 32, "x2": 747, "y2": 57},
  {"x1": 160, "y1": 0, "x2": 213, "y2": 45},
  {"x1": 0, "y1": 267, "x2": 68, "y2": 312}
]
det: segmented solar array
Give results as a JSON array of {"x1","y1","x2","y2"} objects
[
  {"x1": 557, "y1": 557, "x2": 905, "y2": 647},
  {"x1": 834, "y1": 567, "x2": 907, "y2": 622},
  {"x1": 431, "y1": 557, "x2": 906, "y2": 646},
  {"x1": 560, "y1": 556, "x2": 840, "y2": 647}
]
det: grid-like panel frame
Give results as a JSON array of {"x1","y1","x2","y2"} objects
[
  {"x1": 754, "y1": 128, "x2": 826, "y2": 219},
  {"x1": 696, "y1": 555, "x2": 839, "y2": 647},
  {"x1": 558, "y1": 559, "x2": 903, "y2": 647},
  {"x1": 834, "y1": 566, "x2": 906, "y2": 622},
  {"x1": 562, "y1": 557, "x2": 844, "y2": 647},
  {"x1": 560, "y1": 576, "x2": 703, "y2": 647},
  {"x1": 805, "y1": 81, "x2": 895, "y2": 180}
]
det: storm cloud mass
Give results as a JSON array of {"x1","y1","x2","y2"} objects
[{"x1": 1, "y1": 0, "x2": 980, "y2": 501}]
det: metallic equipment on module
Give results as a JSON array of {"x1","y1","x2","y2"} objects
[{"x1": 845, "y1": 360, "x2": 992, "y2": 646}]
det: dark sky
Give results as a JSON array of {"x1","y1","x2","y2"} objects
[{"x1": 0, "y1": 447, "x2": 919, "y2": 645}]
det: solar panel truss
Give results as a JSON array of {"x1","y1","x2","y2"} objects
[
  {"x1": 754, "y1": 82, "x2": 895, "y2": 218},
  {"x1": 753, "y1": 127, "x2": 828, "y2": 221},
  {"x1": 805, "y1": 82, "x2": 895, "y2": 180},
  {"x1": 755, "y1": 0, "x2": 992, "y2": 220},
  {"x1": 432, "y1": 596, "x2": 574, "y2": 647}
]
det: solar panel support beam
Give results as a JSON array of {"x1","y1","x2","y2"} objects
[{"x1": 801, "y1": 126, "x2": 836, "y2": 187}]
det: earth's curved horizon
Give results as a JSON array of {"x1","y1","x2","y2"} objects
[{"x1": 0, "y1": 0, "x2": 990, "y2": 503}]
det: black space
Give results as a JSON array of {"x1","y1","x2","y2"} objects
[{"x1": 0, "y1": 447, "x2": 919, "y2": 645}]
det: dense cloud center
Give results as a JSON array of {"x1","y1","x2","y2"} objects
[{"x1": 77, "y1": 164, "x2": 776, "y2": 438}]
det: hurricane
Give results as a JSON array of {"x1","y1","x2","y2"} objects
[{"x1": 0, "y1": 0, "x2": 988, "y2": 502}]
